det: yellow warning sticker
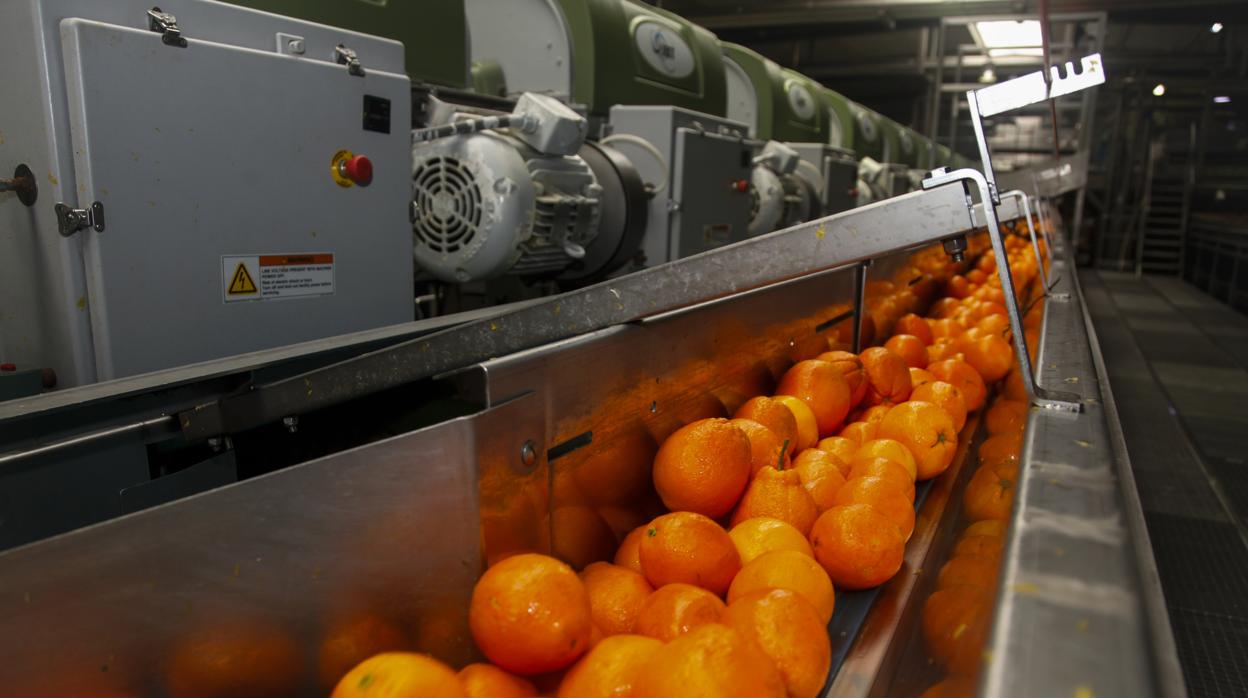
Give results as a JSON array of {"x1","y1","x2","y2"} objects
[
  {"x1": 222, "y1": 253, "x2": 335, "y2": 303},
  {"x1": 227, "y1": 262, "x2": 258, "y2": 296}
]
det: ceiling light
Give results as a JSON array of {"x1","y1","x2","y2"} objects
[
  {"x1": 1214, "y1": 95, "x2": 1231, "y2": 103},
  {"x1": 1152, "y1": 84, "x2": 1166, "y2": 97},
  {"x1": 1211, "y1": 22, "x2": 1224, "y2": 33},
  {"x1": 988, "y1": 47, "x2": 1044, "y2": 58},
  {"x1": 972, "y1": 20, "x2": 1044, "y2": 59},
  {"x1": 979, "y1": 66, "x2": 997, "y2": 84}
]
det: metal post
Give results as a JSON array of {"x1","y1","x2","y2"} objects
[
  {"x1": 1004, "y1": 190, "x2": 1053, "y2": 293},
  {"x1": 852, "y1": 263, "x2": 869, "y2": 352}
]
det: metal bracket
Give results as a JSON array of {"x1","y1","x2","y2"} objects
[
  {"x1": 146, "y1": 7, "x2": 187, "y2": 48},
  {"x1": 334, "y1": 44, "x2": 365, "y2": 77},
  {"x1": 851, "y1": 260, "x2": 872, "y2": 353},
  {"x1": 1000, "y1": 189, "x2": 1059, "y2": 296},
  {"x1": 54, "y1": 201, "x2": 105, "y2": 237},
  {"x1": 922, "y1": 168, "x2": 1081, "y2": 413}
]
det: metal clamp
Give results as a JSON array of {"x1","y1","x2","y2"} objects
[
  {"x1": 147, "y1": 7, "x2": 187, "y2": 48},
  {"x1": 334, "y1": 44, "x2": 365, "y2": 77},
  {"x1": 54, "y1": 201, "x2": 106, "y2": 237},
  {"x1": 923, "y1": 167, "x2": 1081, "y2": 413}
]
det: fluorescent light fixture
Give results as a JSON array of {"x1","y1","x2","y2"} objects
[
  {"x1": 1214, "y1": 95, "x2": 1231, "y2": 103},
  {"x1": 1211, "y1": 22, "x2": 1224, "y2": 33},
  {"x1": 988, "y1": 47, "x2": 1043, "y2": 58},
  {"x1": 972, "y1": 20, "x2": 1044, "y2": 59},
  {"x1": 1153, "y1": 83, "x2": 1166, "y2": 97},
  {"x1": 979, "y1": 66, "x2": 997, "y2": 83}
]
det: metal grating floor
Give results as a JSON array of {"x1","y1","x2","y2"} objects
[{"x1": 1082, "y1": 270, "x2": 1248, "y2": 698}]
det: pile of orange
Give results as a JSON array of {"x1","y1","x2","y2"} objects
[{"x1": 319, "y1": 230, "x2": 1048, "y2": 698}]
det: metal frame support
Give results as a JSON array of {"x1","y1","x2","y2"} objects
[
  {"x1": 1001, "y1": 189, "x2": 1058, "y2": 296},
  {"x1": 852, "y1": 262, "x2": 871, "y2": 352}
]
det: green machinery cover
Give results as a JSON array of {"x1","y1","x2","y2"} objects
[
  {"x1": 934, "y1": 143, "x2": 954, "y2": 168},
  {"x1": 720, "y1": 42, "x2": 825, "y2": 142},
  {"x1": 819, "y1": 87, "x2": 856, "y2": 153},
  {"x1": 220, "y1": 0, "x2": 469, "y2": 87},
  {"x1": 847, "y1": 102, "x2": 884, "y2": 161}
]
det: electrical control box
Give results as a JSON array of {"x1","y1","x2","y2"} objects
[
  {"x1": 0, "y1": 0, "x2": 413, "y2": 386},
  {"x1": 788, "y1": 144, "x2": 862, "y2": 216}
]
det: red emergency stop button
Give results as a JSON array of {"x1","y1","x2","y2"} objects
[
  {"x1": 0, "y1": 363, "x2": 16, "y2": 372},
  {"x1": 340, "y1": 155, "x2": 373, "y2": 187},
  {"x1": 732, "y1": 179, "x2": 749, "y2": 193}
]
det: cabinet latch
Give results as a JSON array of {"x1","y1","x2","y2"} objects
[
  {"x1": 54, "y1": 202, "x2": 105, "y2": 237},
  {"x1": 147, "y1": 7, "x2": 188, "y2": 48},
  {"x1": 334, "y1": 44, "x2": 366, "y2": 77}
]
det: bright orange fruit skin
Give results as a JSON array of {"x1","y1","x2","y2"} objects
[
  {"x1": 847, "y1": 457, "x2": 916, "y2": 502},
  {"x1": 878, "y1": 401, "x2": 958, "y2": 481},
  {"x1": 832, "y1": 476, "x2": 916, "y2": 540},
  {"x1": 651, "y1": 418, "x2": 752, "y2": 519},
  {"x1": 910, "y1": 380, "x2": 968, "y2": 433},
  {"x1": 727, "y1": 549, "x2": 836, "y2": 623},
  {"x1": 985, "y1": 399, "x2": 1027, "y2": 435},
  {"x1": 614, "y1": 525, "x2": 647, "y2": 575},
  {"x1": 638, "y1": 512, "x2": 741, "y2": 596},
  {"x1": 579, "y1": 562, "x2": 655, "y2": 637},
  {"x1": 733, "y1": 396, "x2": 800, "y2": 457},
  {"x1": 793, "y1": 448, "x2": 848, "y2": 511},
  {"x1": 884, "y1": 334, "x2": 928, "y2": 369},
  {"x1": 729, "y1": 418, "x2": 792, "y2": 475},
  {"x1": 730, "y1": 465, "x2": 820, "y2": 536},
  {"x1": 860, "y1": 348, "x2": 913, "y2": 407},
  {"x1": 776, "y1": 360, "x2": 853, "y2": 437},
  {"x1": 728, "y1": 517, "x2": 814, "y2": 564},
  {"x1": 816, "y1": 351, "x2": 869, "y2": 407},
  {"x1": 724, "y1": 589, "x2": 832, "y2": 698},
  {"x1": 773, "y1": 395, "x2": 820, "y2": 452},
  {"x1": 318, "y1": 614, "x2": 408, "y2": 692},
  {"x1": 894, "y1": 314, "x2": 935, "y2": 345},
  {"x1": 631, "y1": 624, "x2": 787, "y2": 698},
  {"x1": 810, "y1": 504, "x2": 905, "y2": 591},
  {"x1": 555, "y1": 634, "x2": 662, "y2": 698},
  {"x1": 633, "y1": 583, "x2": 726, "y2": 642},
  {"x1": 927, "y1": 359, "x2": 987, "y2": 412},
  {"x1": 331, "y1": 652, "x2": 467, "y2": 698},
  {"x1": 458, "y1": 663, "x2": 537, "y2": 698}
]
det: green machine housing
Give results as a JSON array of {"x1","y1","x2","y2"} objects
[
  {"x1": 721, "y1": 42, "x2": 825, "y2": 142},
  {"x1": 465, "y1": 0, "x2": 726, "y2": 117},
  {"x1": 220, "y1": 0, "x2": 469, "y2": 87},
  {"x1": 819, "y1": 87, "x2": 856, "y2": 153}
]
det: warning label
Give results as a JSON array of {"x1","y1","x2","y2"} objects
[{"x1": 222, "y1": 253, "x2": 335, "y2": 303}]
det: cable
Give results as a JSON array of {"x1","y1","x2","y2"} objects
[{"x1": 599, "y1": 133, "x2": 669, "y2": 195}]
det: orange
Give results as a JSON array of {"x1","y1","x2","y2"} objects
[
  {"x1": 793, "y1": 447, "x2": 848, "y2": 511},
  {"x1": 1002, "y1": 366, "x2": 1028, "y2": 402},
  {"x1": 632, "y1": 623, "x2": 786, "y2": 698},
  {"x1": 548, "y1": 505, "x2": 617, "y2": 571},
  {"x1": 817, "y1": 350, "x2": 868, "y2": 406},
  {"x1": 963, "y1": 519, "x2": 1006, "y2": 539},
  {"x1": 894, "y1": 314, "x2": 934, "y2": 345},
  {"x1": 810, "y1": 504, "x2": 905, "y2": 590},
  {"x1": 884, "y1": 334, "x2": 928, "y2": 369},
  {"x1": 728, "y1": 517, "x2": 814, "y2": 564},
  {"x1": 927, "y1": 359, "x2": 987, "y2": 411},
  {"x1": 839, "y1": 420, "x2": 879, "y2": 444},
  {"x1": 959, "y1": 333, "x2": 1013, "y2": 384},
  {"x1": 832, "y1": 476, "x2": 915, "y2": 540},
  {"x1": 724, "y1": 589, "x2": 832, "y2": 698},
  {"x1": 469, "y1": 553, "x2": 592, "y2": 675},
  {"x1": 580, "y1": 562, "x2": 655, "y2": 636},
  {"x1": 966, "y1": 269, "x2": 988, "y2": 285},
  {"x1": 860, "y1": 347, "x2": 913, "y2": 406},
  {"x1": 878, "y1": 401, "x2": 958, "y2": 481},
  {"x1": 926, "y1": 338, "x2": 965, "y2": 365},
  {"x1": 853, "y1": 438, "x2": 918, "y2": 480},
  {"x1": 776, "y1": 359, "x2": 853, "y2": 436},
  {"x1": 937, "y1": 554, "x2": 1000, "y2": 592},
  {"x1": 733, "y1": 397, "x2": 800, "y2": 457},
  {"x1": 928, "y1": 317, "x2": 965, "y2": 340},
  {"x1": 726, "y1": 549, "x2": 836, "y2": 623},
  {"x1": 729, "y1": 418, "x2": 791, "y2": 475},
  {"x1": 909, "y1": 367, "x2": 937, "y2": 389},
  {"x1": 633, "y1": 583, "x2": 726, "y2": 642},
  {"x1": 921, "y1": 586, "x2": 991, "y2": 675},
  {"x1": 652, "y1": 418, "x2": 751, "y2": 518},
  {"x1": 953, "y1": 533, "x2": 1004, "y2": 560},
  {"x1": 910, "y1": 380, "x2": 968, "y2": 432},
  {"x1": 857, "y1": 404, "x2": 893, "y2": 425},
  {"x1": 976, "y1": 253, "x2": 997, "y2": 273},
  {"x1": 919, "y1": 677, "x2": 977, "y2": 698},
  {"x1": 773, "y1": 395, "x2": 820, "y2": 451},
  {"x1": 638, "y1": 512, "x2": 741, "y2": 595},
  {"x1": 331, "y1": 652, "x2": 466, "y2": 698},
  {"x1": 730, "y1": 465, "x2": 819, "y2": 535},
  {"x1": 964, "y1": 461, "x2": 1017, "y2": 522},
  {"x1": 815, "y1": 436, "x2": 857, "y2": 474},
  {"x1": 947, "y1": 275, "x2": 974, "y2": 299},
  {"x1": 318, "y1": 614, "x2": 408, "y2": 691},
  {"x1": 929, "y1": 298, "x2": 962, "y2": 319},
  {"x1": 978, "y1": 432, "x2": 1023, "y2": 467},
  {"x1": 459, "y1": 664, "x2": 537, "y2": 698},
  {"x1": 614, "y1": 525, "x2": 646, "y2": 575},
  {"x1": 975, "y1": 313, "x2": 1011, "y2": 339},
  {"x1": 985, "y1": 399, "x2": 1027, "y2": 435},
  {"x1": 847, "y1": 457, "x2": 916, "y2": 502},
  {"x1": 167, "y1": 620, "x2": 301, "y2": 698},
  {"x1": 555, "y1": 634, "x2": 662, "y2": 698}
]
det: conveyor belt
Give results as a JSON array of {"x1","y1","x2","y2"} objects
[{"x1": 1081, "y1": 269, "x2": 1248, "y2": 698}]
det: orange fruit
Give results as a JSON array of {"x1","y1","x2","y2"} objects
[
  {"x1": 840, "y1": 421, "x2": 878, "y2": 444},
  {"x1": 878, "y1": 401, "x2": 957, "y2": 481},
  {"x1": 810, "y1": 504, "x2": 905, "y2": 590},
  {"x1": 469, "y1": 553, "x2": 592, "y2": 675},
  {"x1": 555, "y1": 634, "x2": 662, "y2": 698},
  {"x1": 975, "y1": 313, "x2": 1011, "y2": 339},
  {"x1": 927, "y1": 359, "x2": 987, "y2": 412},
  {"x1": 773, "y1": 395, "x2": 819, "y2": 451},
  {"x1": 580, "y1": 562, "x2": 655, "y2": 636},
  {"x1": 776, "y1": 360, "x2": 853, "y2": 436},
  {"x1": 724, "y1": 589, "x2": 832, "y2": 698},
  {"x1": 921, "y1": 586, "x2": 991, "y2": 675},
  {"x1": 985, "y1": 399, "x2": 1027, "y2": 435},
  {"x1": 730, "y1": 465, "x2": 819, "y2": 535},
  {"x1": 979, "y1": 432, "x2": 1023, "y2": 467},
  {"x1": 548, "y1": 505, "x2": 617, "y2": 571},
  {"x1": 947, "y1": 275, "x2": 974, "y2": 299},
  {"x1": 727, "y1": 549, "x2": 836, "y2": 623},
  {"x1": 856, "y1": 404, "x2": 893, "y2": 425},
  {"x1": 729, "y1": 418, "x2": 792, "y2": 475},
  {"x1": 853, "y1": 438, "x2": 918, "y2": 480},
  {"x1": 729, "y1": 517, "x2": 814, "y2": 564},
  {"x1": 964, "y1": 461, "x2": 1017, "y2": 522},
  {"x1": 832, "y1": 476, "x2": 915, "y2": 540},
  {"x1": 928, "y1": 318, "x2": 965, "y2": 340},
  {"x1": 953, "y1": 533, "x2": 1005, "y2": 560},
  {"x1": 331, "y1": 652, "x2": 466, "y2": 698},
  {"x1": 733, "y1": 396, "x2": 800, "y2": 457},
  {"x1": 894, "y1": 314, "x2": 934, "y2": 345},
  {"x1": 815, "y1": 436, "x2": 857, "y2": 473},
  {"x1": 816, "y1": 350, "x2": 868, "y2": 407},
  {"x1": 909, "y1": 367, "x2": 937, "y2": 389},
  {"x1": 318, "y1": 614, "x2": 408, "y2": 691},
  {"x1": 1001, "y1": 367, "x2": 1028, "y2": 402},
  {"x1": 964, "y1": 519, "x2": 1006, "y2": 539},
  {"x1": 632, "y1": 623, "x2": 786, "y2": 698},
  {"x1": 925, "y1": 338, "x2": 964, "y2": 365},
  {"x1": 884, "y1": 334, "x2": 928, "y2": 369},
  {"x1": 929, "y1": 298, "x2": 962, "y2": 319},
  {"x1": 859, "y1": 347, "x2": 912, "y2": 406},
  {"x1": 633, "y1": 583, "x2": 726, "y2": 642},
  {"x1": 937, "y1": 554, "x2": 1000, "y2": 592},
  {"x1": 652, "y1": 418, "x2": 751, "y2": 518},
  {"x1": 966, "y1": 269, "x2": 987, "y2": 285},
  {"x1": 959, "y1": 333, "x2": 1013, "y2": 383},
  {"x1": 919, "y1": 677, "x2": 977, "y2": 698},
  {"x1": 638, "y1": 512, "x2": 741, "y2": 595},
  {"x1": 910, "y1": 380, "x2": 968, "y2": 433},
  {"x1": 167, "y1": 620, "x2": 302, "y2": 698},
  {"x1": 459, "y1": 664, "x2": 537, "y2": 698},
  {"x1": 847, "y1": 457, "x2": 916, "y2": 502},
  {"x1": 614, "y1": 525, "x2": 646, "y2": 574},
  {"x1": 793, "y1": 447, "x2": 848, "y2": 511}
]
